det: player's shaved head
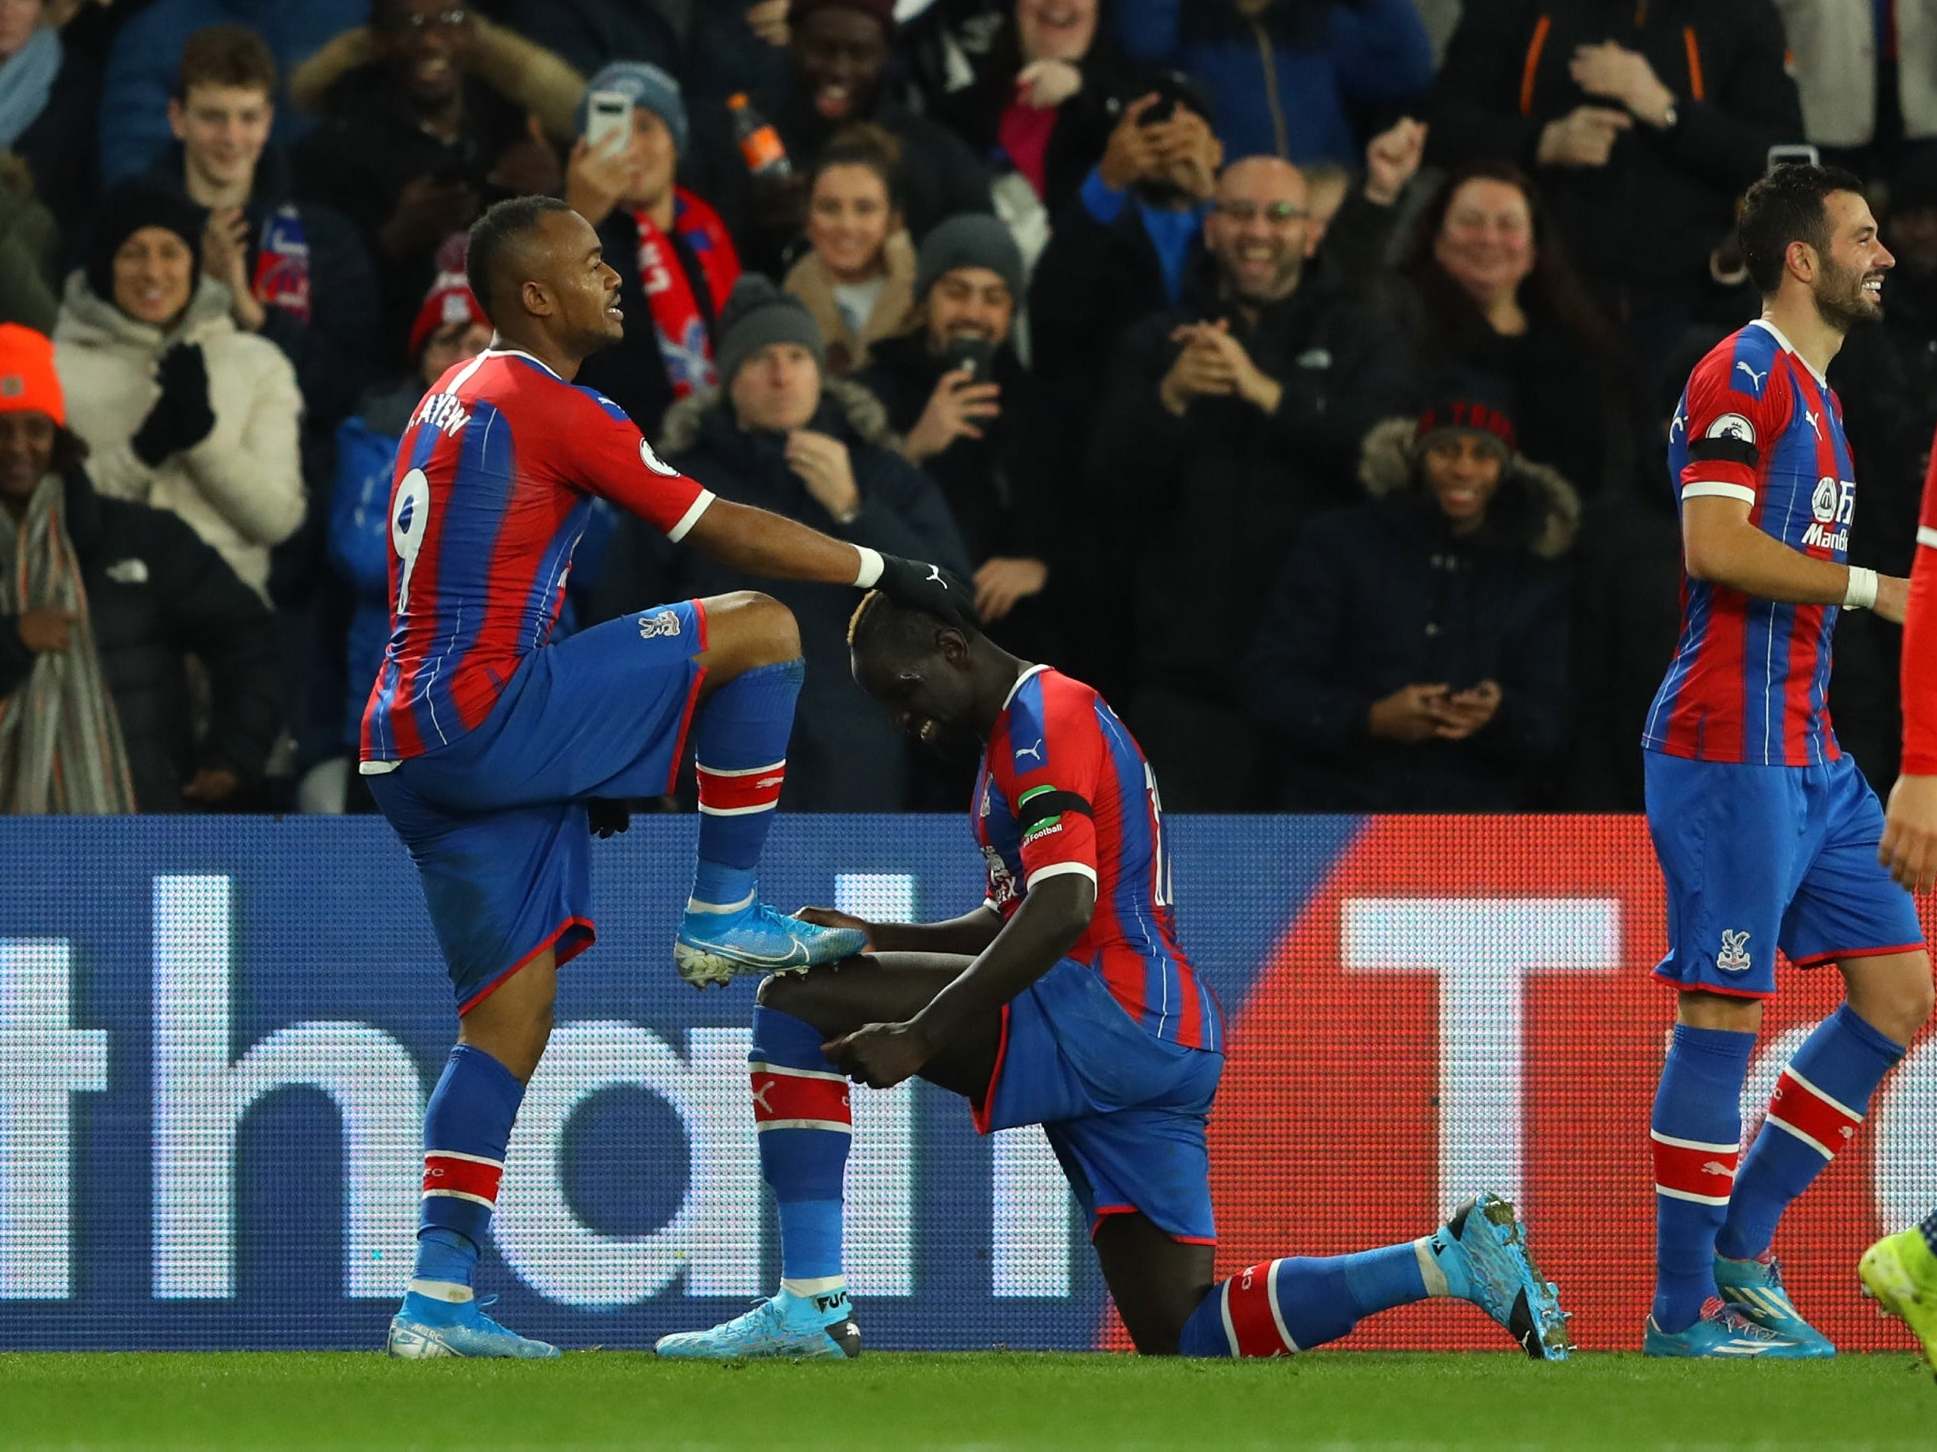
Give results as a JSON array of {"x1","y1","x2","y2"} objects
[
  {"x1": 847, "y1": 591, "x2": 955, "y2": 667},
  {"x1": 467, "y1": 195, "x2": 576, "y2": 326},
  {"x1": 849, "y1": 592, "x2": 1018, "y2": 755}
]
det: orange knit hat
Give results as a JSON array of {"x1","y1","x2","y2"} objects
[{"x1": 0, "y1": 323, "x2": 65, "y2": 428}]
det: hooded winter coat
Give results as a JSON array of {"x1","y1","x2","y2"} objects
[
  {"x1": 53, "y1": 272, "x2": 306, "y2": 601},
  {"x1": 589, "y1": 378, "x2": 969, "y2": 811},
  {"x1": 1247, "y1": 417, "x2": 1580, "y2": 811}
]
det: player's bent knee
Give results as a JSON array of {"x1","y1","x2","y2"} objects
[
  {"x1": 701, "y1": 591, "x2": 801, "y2": 668},
  {"x1": 755, "y1": 970, "x2": 807, "y2": 1012},
  {"x1": 1844, "y1": 951, "x2": 1935, "y2": 1044}
]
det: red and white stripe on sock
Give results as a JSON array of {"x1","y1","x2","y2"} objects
[
  {"x1": 1651, "y1": 1129, "x2": 1739, "y2": 1205},
  {"x1": 422, "y1": 1150, "x2": 504, "y2": 1210},
  {"x1": 749, "y1": 1060, "x2": 853, "y2": 1134},
  {"x1": 1217, "y1": 1260, "x2": 1299, "y2": 1357},
  {"x1": 1764, "y1": 1067, "x2": 1863, "y2": 1160},
  {"x1": 697, "y1": 759, "x2": 787, "y2": 817}
]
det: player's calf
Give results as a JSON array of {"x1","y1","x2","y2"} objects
[{"x1": 1171, "y1": 1194, "x2": 1570, "y2": 1361}]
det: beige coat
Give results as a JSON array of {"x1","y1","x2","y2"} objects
[
  {"x1": 54, "y1": 272, "x2": 305, "y2": 601},
  {"x1": 783, "y1": 229, "x2": 920, "y2": 377}
]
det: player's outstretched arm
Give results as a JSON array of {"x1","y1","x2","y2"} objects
[
  {"x1": 683, "y1": 497, "x2": 974, "y2": 622},
  {"x1": 823, "y1": 876, "x2": 1095, "y2": 1089},
  {"x1": 795, "y1": 904, "x2": 1004, "y2": 957},
  {"x1": 1683, "y1": 496, "x2": 1906, "y2": 620}
]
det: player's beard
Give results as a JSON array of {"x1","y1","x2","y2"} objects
[{"x1": 1814, "y1": 256, "x2": 1883, "y2": 331}]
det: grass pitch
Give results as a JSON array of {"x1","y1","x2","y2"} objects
[{"x1": 2, "y1": 1351, "x2": 1931, "y2": 1450}]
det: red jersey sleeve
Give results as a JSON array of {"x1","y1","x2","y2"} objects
[
  {"x1": 1902, "y1": 434, "x2": 1937, "y2": 772},
  {"x1": 562, "y1": 387, "x2": 714, "y2": 540},
  {"x1": 994, "y1": 681, "x2": 1105, "y2": 893},
  {"x1": 1677, "y1": 342, "x2": 1794, "y2": 508}
]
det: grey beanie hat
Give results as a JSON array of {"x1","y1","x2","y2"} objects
[
  {"x1": 716, "y1": 276, "x2": 827, "y2": 386},
  {"x1": 575, "y1": 61, "x2": 689, "y2": 154},
  {"x1": 915, "y1": 214, "x2": 1025, "y2": 304}
]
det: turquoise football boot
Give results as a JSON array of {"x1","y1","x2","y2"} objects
[
  {"x1": 1431, "y1": 1191, "x2": 1572, "y2": 1360},
  {"x1": 655, "y1": 1289, "x2": 862, "y2": 1360},
  {"x1": 1643, "y1": 1297, "x2": 1809, "y2": 1357},
  {"x1": 385, "y1": 1295, "x2": 561, "y2": 1359},
  {"x1": 1714, "y1": 1251, "x2": 1836, "y2": 1356},
  {"x1": 674, "y1": 900, "x2": 866, "y2": 987}
]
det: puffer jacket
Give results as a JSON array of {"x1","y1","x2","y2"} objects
[
  {"x1": 1247, "y1": 417, "x2": 1579, "y2": 811},
  {"x1": 53, "y1": 272, "x2": 306, "y2": 601},
  {"x1": 589, "y1": 378, "x2": 970, "y2": 811}
]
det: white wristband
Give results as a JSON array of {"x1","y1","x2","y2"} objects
[
  {"x1": 1844, "y1": 565, "x2": 1878, "y2": 611},
  {"x1": 853, "y1": 546, "x2": 884, "y2": 589}
]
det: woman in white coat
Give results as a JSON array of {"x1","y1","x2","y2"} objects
[{"x1": 53, "y1": 184, "x2": 303, "y2": 601}]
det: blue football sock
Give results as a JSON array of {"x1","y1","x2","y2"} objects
[
  {"x1": 689, "y1": 658, "x2": 804, "y2": 911},
  {"x1": 1717, "y1": 1004, "x2": 1905, "y2": 1261},
  {"x1": 750, "y1": 1006, "x2": 850, "y2": 1297},
  {"x1": 408, "y1": 1045, "x2": 525, "y2": 1314},
  {"x1": 1649, "y1": 1022, "x2": 1756, "y2": 1332},
  {"x1": 1176, "y1": 1242, "x2": 1439, "y2": 1357}
]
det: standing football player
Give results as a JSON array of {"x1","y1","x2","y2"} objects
[
  {"x1": 1640, "y1": 164, "x2": 1933, "y2": 1357},
  {"x1": 368, "y1": 195, "x2": 963, "y2": 1359},
  {"x1": 1866, "y1": 427, "x2": 1937, "y2": 1377},
  {"x1": 653, "y1": 595, "x2": 1572, "y2": 1361}
]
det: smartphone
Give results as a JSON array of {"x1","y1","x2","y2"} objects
[
  {"x1": 1766, "y1": 143, "x2": 1821, "y2": 175},
  {"x1": 940, "y1": 336, "x2": 997, "y2": 379},
  {"x1": 585, "y1": 89, "x2": 633, "y2": 156}
]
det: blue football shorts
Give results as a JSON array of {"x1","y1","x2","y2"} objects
[
  {"x1": 1644, "y1": 749, "x2": 1924, "y2": 999},
  {"x1": 367, "y1": 599, "x2": 708, "y2": 1012},
  {"x1": 973, "y1": 957, "x2": 1223, "y2": 1245}
]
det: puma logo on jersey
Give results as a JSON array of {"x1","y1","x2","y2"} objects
[
  {"x1": 926, "y1": 564, "x2": 948, "y2": 587},
  {"x1": 1015, "y1": 738, "x2": 1045, "y2": 764},
  {"x1": 1803, "y1": 408, "x2": 1822, "y2": 440},
  {"x1": 1734, "y1": 361, "x2": 1768, "y2": 388},
  {"x1": 414, "y1": 392, "x2": 471, "y2": 437}
]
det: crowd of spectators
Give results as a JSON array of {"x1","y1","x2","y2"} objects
[{"x1": 3, "y1": 0, "x2": 1935, "y2": 816}]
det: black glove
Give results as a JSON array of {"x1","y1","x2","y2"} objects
[
  {"x1": 131, "y1": 343, "x2": 217, "y2": 467},
  {"x1": 587, "y1": 798, "x2": 631, "y2": 839},
  {"x1": 874, "y1": 553, "x2": 979, "y2": 628}
]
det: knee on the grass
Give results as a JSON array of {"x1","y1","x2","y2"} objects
[{"x1": 706, "y1": 591, "x2": 801, "y2": 669}]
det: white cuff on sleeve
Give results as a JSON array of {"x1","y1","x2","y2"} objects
[
  {"x1": 666, "y1": 489, "x2": 715, "y2": 543},
  {"x1": 1681, "y1": 481, "x2": 1758, "y2": 505},
  {"x1": 853, "y1": 546, "x2": 885, "y2": 588}
]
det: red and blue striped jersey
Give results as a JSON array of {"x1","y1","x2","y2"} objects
[
  {"x1": 972, "y1": 665, "x2": 1220, "y2": 1051},
  {"x1": 1644, "y1": 320, "x2": 1854, "y2": 766},
  {"x1": 359, "y1": 349, "x2": 713, "y2": 765}
]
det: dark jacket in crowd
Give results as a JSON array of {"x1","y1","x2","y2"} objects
[
  {"x1": 491, "y1": 0, "x2": 683, "y2": 78},
  {"x1": 295, "y1": 70, "x2": 527, "y2": 359},
  {"x1": 0, "y1": 465, "x2": 281, "y2": 811},
  {"x1": 1428, "y1": 0, "x2": 1802, "y2": 314},
  {"x1": 1116, "y1": 0, "x2": 1435, "y2": 165},
  {"x1": 857, "y1": 331, "x2": 1062, "y2": 658},
  {"x1": 146, "y1": 143, "x2": 379, "y2": 430},
  {"x1": 899, "y1": 4, "x2": 1161, "y2": 213},
  {"x1": 13, "y1": 45, "x2": 99, "y2": 240},
  {"x1": 576, "y1": 206, "x2": 731, "y2": 441},
  {"x1": 1250, "y1": 418, "x2": 1577, "y2": 811},
  {"x1": 1567, "y1": 449, "x2": 1682, "y2": 811},
  {"x1": 1090, "y1": 275, "x2": 1412, "y2": 807},
  {"x1": 1324, "y1": 188, "x2": 1640, "y2": 497},
  {"x1": 592, "y1": 379, "x2": 970, "y2": 811}
]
